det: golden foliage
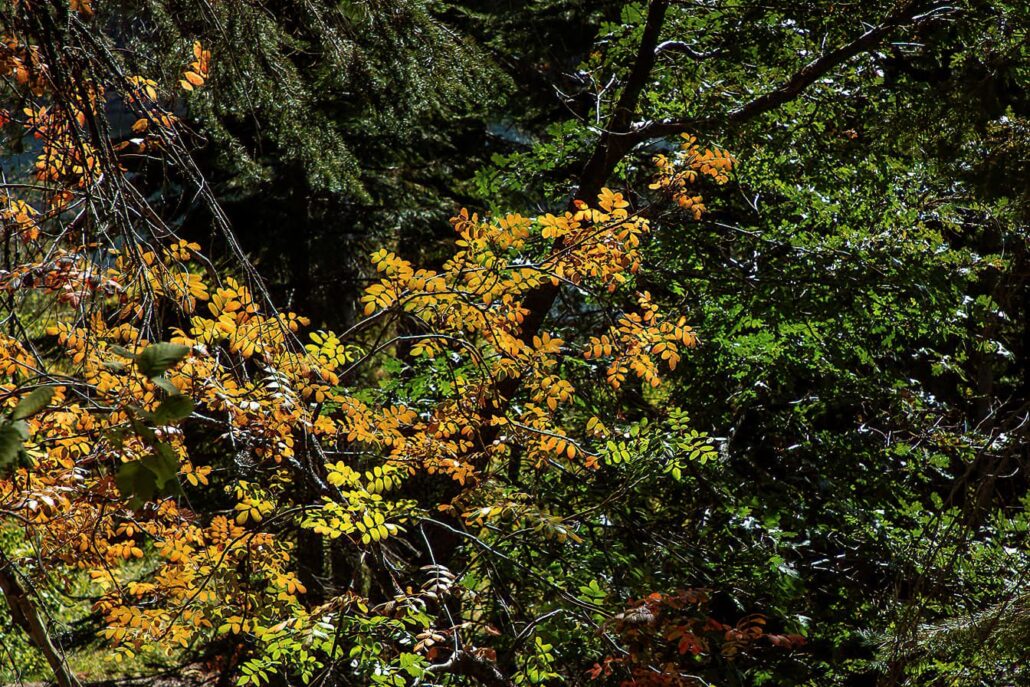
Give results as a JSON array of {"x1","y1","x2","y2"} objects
[{"x1": 0, "y1": 15, "x2": 734, "y2": 668}]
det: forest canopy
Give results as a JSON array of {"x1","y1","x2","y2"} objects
[{"x1": 0, "y1": 1, "x2": 1027, "y2": 687}]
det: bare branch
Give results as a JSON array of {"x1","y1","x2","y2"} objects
[
  {"x1": 425, "y1": 650, "x2": 514, "y2": 687},
  {"x1": 635, "y1": 0, "x2": 946, "y2": 142},
  {"x1": 655, "y1": 40, "x2": 721, "y2": 60}
]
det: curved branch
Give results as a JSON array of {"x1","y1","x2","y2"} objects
[{"x1": 634, "y1": 0, "x2": 948, "y2": 142}]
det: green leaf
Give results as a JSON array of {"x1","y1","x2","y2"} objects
[
  {"x1": 151, "y1": 376, "x2": 180, "y2": 396},
  {"x1": 136, "y1": 342, "x2": 190, "y2": 377},
  {"x1": 127, "y1": 411, "x2": 157, "y2": 438},
  {"x1": 11, "y1": 386, "x2": 54, "y2": 420},
  {"x1": 0, "y1": 421, "x2": 29, "y2": 471},
  {"x1": 115, "y1": 460, "x2": 156, "y2": 505},
  {"x1": 620, "y1": 3, "x2": 644, "y2": 25},
  {"x1": 143, "y1": 443, "x2": 181, "y2": 490},
  {"x1": 108, "y1": 344, "x2": 136, "y2": 358},
  {"x1": 116, "y1": 444, "x2": 180, "y2": 505},
  {"x1": 152, "y1": 395, "x2": 195, "y2": 425}
]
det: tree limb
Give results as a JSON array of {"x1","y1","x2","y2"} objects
[
  {"x1": 0, "y1": 548, "x2": 81, "y2": 687},
  {"x1": 633, "y1": 0, "x2": 946, "y2": 142},
  {"x1": 655, "y1": 40, "x2": 721, "y2": 60},
  {"x1": 574, "y1": 0, "x2": 671, "y2": 204},
  {"x1": 425, "y1": 650, "x2": 514, "y2": 687}
]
